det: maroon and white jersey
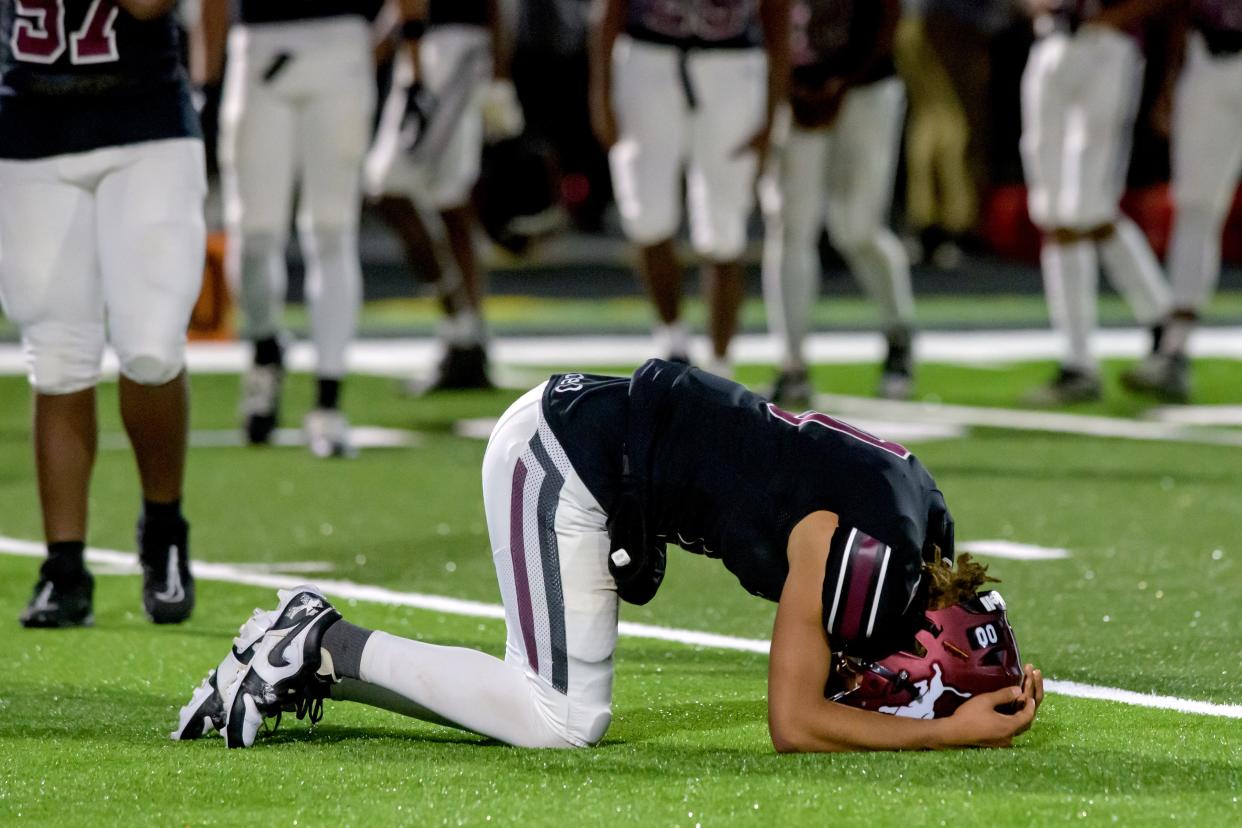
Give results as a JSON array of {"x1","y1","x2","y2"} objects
[{"x1": 626, "y1": 0, "x2": 761, "y2": 49}]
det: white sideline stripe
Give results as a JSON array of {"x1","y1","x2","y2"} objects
[
  {"x1": 813, "y1": 393, "x2": 1242, "y2": 447},
  {"x1": 1, "y1": 326, "x2": 1241, "y2": 379},
  {"x1": 1, "y1": 536, "x2": 1239, "y2": 719},
  {"x1": 454, "y1": 416, "x2": 968, "y2": 445},
  {"x1": 1147, "y1": 405, "x2": 1242, "y2": 427},
  {"x1": 97, "y1": 427, "x2": 421, "y2": 452},
  {"x1": 959, "y1": 541, "x2": 1071, "y2": 561}
]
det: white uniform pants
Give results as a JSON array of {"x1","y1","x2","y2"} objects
[
  {"x1": 1020, "y1": 26, "x2": 1144, "y2": 231},
  {"x1": 1169, "y1": 33, "x2": 1242, "y2": 310},
  {"x1": 761, "y1": 78, "x2": 913, "y2": 365},
  {"x1": 0, "y1": 139, "x2": 206, "y2": 393},
  {"x1": 219, "y1": 16, "x2": 374, "y2": 375},
  {"x1": 609, "y1": 36, "x2": 766, "y2": 261}
]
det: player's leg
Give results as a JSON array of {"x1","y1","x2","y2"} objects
[
  {"x1": 97, "y1": 138, "x2": 207, "y2": 624},
  {"x1": 759, "y1": 125, "x2": 828, "y2": 405},
  {"x1": 825, "y1": 78, "x2": 916, "y2": 399},
  {"x1": 1161, "y1": 40, "x2": 1242, "y2": 366},
  {"x1": 609, "y1": 38, "x2": 690, "y2": 360},
  {"x1": 219, "y1": 26, "x2": 299, "y2": 443},
  {"x1": 295, "y1": 21, "x2": 375, "y2": 456},
  {"x1": 686, "y1": 47, "x2": 766, "y2": 375},
  {"x1": 1020, "y1": 33, "x2": 1103, "y2": 401},
  {"x1": 213, "y1": 385, "x2": 616, "y2": 748},
  {"x1": 1069, "y1": 32, "x2": 1171, "y2": 336},
  {"x1": 423, "y1": 30, "x2": 494, "y2": 390},
  {"x1": 0, "y1": 159, "x2": 104, "y2": 627}
]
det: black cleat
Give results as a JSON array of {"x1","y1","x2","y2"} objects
[
  {"x1": 406, "y1": 344, "x2": 493, "y2": 395},
  {"x1": 879, "y1": 330, "x2": 915, "y2": 400},
  {"x1": 768, "y1": 367, "x2": 813, "y2": 410},
  {"x1": 138, "y1": 516, "x2": 195, "y2": 624},
  {"x1": 241, "y1": 364, "x2": 283, "y2": 445},
  {"x1": 19, "y1": 571, "x2": 94, "y2": 628},
  {"x1": 1023, "y1": 366, "x2": 1102, "y2": 406}
]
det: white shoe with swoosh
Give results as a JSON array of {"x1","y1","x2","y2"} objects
[{"x1": 222, "y1": 586, "x2": 341, "y2": 749}]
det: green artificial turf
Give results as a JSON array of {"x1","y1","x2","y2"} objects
[{"x1": 1, "y1": 364, "x2": 1240, "y2": 826}]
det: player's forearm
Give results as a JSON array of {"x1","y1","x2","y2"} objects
[
  {"x1": 769, "y1": 694, "x2": 948, "y2": 753},
  {"x1": 116, "y1": 0, "x2": 176, "y2": 20},
  {"x1": 759, "y1": 0, "x2": 791, "y2": 124},
  {"x1": 191, "y1": 0, "x2": 229, "y2": 86},
  {"x1": 486, "y1": 0, "x2": 513, "y2": 79},
  {"x1": 588, "y1": 0, "x2": 625, "y2": 101},
  {"x1": 396, "y1": 0, "x2": 429, "y2": 78}
]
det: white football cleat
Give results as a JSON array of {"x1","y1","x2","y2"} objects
[
  {"x1": 303, "y1": 409, "x2": 356, "y2": 459},
  {"x1": 241, "y1": 364, "x2": 284, "y2": 445},
  {"x1": 222, "y1": 586, "x2": 342, "y2": 749},
  {"x1": 171, "y1": 607, "x2": 276, "y2": 740}
]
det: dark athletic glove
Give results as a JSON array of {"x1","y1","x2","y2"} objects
[{"x1": 606, "y1": 477, "x2": 666, "y2": 606}]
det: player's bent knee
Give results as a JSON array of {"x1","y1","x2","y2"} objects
[
  {"x1": 30, "y1": 359, "x2": 100, "y2": 395},
  {"x1": 119, "y1": 353, "x2": 184, "y2": 386}
]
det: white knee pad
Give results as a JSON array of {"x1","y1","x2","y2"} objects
[
  {"x1": 118, "y1": 349, "x2": 185, "y2": 386},
  {"x1": 23, "y1": 321, "x2": 104, "y2": 395}
]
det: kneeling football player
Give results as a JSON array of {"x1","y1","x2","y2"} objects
[{"x1": 174, "y1": 359, "x2": 1042, "y2": 751}]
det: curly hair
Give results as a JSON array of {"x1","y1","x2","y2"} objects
[{"x1": 924, "y1": 553, "x2": 998, "y2": 610}]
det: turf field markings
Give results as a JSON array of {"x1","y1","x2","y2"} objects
[
  {"x1": 96, "y1": 427, "x2": 422, "y2": 452},
  {"x1": 812, "y1": 393, "x2": 1242, "y2": 447},
  {"x1": 2, "y1": 326, "x2": 1242, "y2": 379},
  {"x1": 1, "y1": 535, "x2": 1239, "y2": 719},
  {"x1": 454, "y1": 416, "x2": 968, "y2": 445},
  {"x1": 1145, "y1": 405, "x2": 1242, "y2": 427},
  {"x1": 958, "y1": 541, "x2": 1070, "y2": 561}
]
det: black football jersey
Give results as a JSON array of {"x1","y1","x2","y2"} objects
[
  {"x1": 626, "y1": 0, "x2": 762, "y2": 49},
  {"x1": 429, "y1": 0, "x2": 488, "y2": 27},
  {"x1": 0, "y1": 0, "x2": 198, "y2": 158},
  {"x1": 543, "y1": 360, "x2": 950, "y2": 603},
  {"x1": 790, "y1": 0, "x2": 895, "y2": 87},
  {"x1": 238, "y1": 0, "x2": 384, "y2": 24}
]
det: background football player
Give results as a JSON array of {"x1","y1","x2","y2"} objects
[
  {"x1": 176, "y1": 360, "x2": 1043, "y2": 752},
  {"x1": 367, "y1": 0, "x2": 522, "y2": 392},
  {"x1": 1019, "y1": 0, "x2": 1177, "y2": 404},
  {"x1": 589, "y1": 0, "x2": 790, "y2": 377},
  {"x1": 1124, "y1": 0, "x2": 1242, "y2": 401},
  {"x1": 200, "y1": 0, "x2": 378, "y2": 456},
  {"x1": 761, "y1": 0, "x2": 915, "y2": 407},
  {"x1": 0, "y1": 0, "x2": 205, "y2": 626}
]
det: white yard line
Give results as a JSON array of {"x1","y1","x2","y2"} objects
[
  {"x1": 97, "y1": 427, "x2": 421, "y2": 452},
  {"x1": 813, "y1": 393, "x2": 1242, "y2": 447},
  {"x1": 1, "y1": 326, "x2": 1241, "y2": 380},
  {"x1": 1, "y1": 535, "x2": 1237, "y2": 719},
  {"x1": 958, "y1": 541, "x2": 1071, "y2": 561}
]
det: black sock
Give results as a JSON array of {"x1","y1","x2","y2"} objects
[
  {"x1": 143, "y1": 498, "x2": 184, "y2": 525},
  {"x1": 42, "y1": 541, "x2": 87, "y2": 582},
  {"x1": 321, "y1": 619, "x2": 373, "y2": 680},
  {"x1": 254, "y1": 337, "x2": 283, "y2": 367},
  {"x1": 316, "y1": 378, "x2": 341, "y2": 411}
]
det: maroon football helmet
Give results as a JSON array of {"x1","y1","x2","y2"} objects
[{"x1": 826, "y1": 590, "x2": 1023, "y2": 719}]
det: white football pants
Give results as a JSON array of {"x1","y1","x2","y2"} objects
[
  {"x1": 332, "y1": 383, "x2": 617, "y2": 747},
  {"x1": 0, "y1": 139, "x2": 206, "y2": 393},
  {"x1": 760, "y1": 78, "x2": 913, "y2": 370},
  {"x1": 1168, "y1": 33, "x2": 1242, "y2": 312},
  {"x1": 220, "y1": 16, "x2": 374, "y2": 378},
  {"x1": 609, "y1": 36, "x2": 767, "y2": 261}
]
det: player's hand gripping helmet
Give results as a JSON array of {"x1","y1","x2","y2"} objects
[{"x1": 826, "y1": 591, "x2": 1023, "y2": 719}]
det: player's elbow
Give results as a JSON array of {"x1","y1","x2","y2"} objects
[{"x1": 768, "y1": 710, "x2": 839, "y2": 754}]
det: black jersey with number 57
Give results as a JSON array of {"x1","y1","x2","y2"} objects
[{"x1": 0, "y1": 0, "x2": 199, "y2": 159}]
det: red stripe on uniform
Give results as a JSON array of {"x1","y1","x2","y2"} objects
[
  {"x1": 839, "y1": 535, "x2": 884, "y2": 642},
  {"x1": 508, "y1": 458, "x2": 539, "y2": 673}
]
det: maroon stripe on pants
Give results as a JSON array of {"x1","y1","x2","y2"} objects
[
  {"x1": 838, "y1": 536, "x2": 882, "y2": 643},
  {"x1": 508, "y1": 458, "x2": 539, "y2": 673}
]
